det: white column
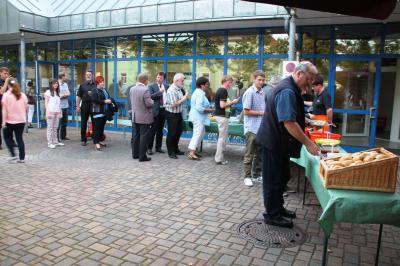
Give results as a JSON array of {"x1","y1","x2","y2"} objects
[
  {"x1": 20, "y1": 31, "x2": 26, "y2": 93},
  {"x1": 288, "y1": 8, "x2": 296, "y2": 61}
]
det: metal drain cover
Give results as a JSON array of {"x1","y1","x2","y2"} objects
[{"x1": 237, "y1": 219, "x2": 306, "y2": 248}]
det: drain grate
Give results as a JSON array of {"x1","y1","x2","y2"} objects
[{"x1": 237, "y1": 219, "x2": 306, "y2": 248}]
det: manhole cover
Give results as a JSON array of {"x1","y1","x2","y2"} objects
[{"x1": 237, "y1": 219, "x2": 306, "y2": 248}]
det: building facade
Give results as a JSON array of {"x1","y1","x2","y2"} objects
[{"x1": 0, "y1": 0, "x2": 399, "y2": 150}]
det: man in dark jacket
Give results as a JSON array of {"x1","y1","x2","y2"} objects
[
  {"x1": 147, "y1": 72, "x2": 169, "y2": 155},
  {"x1": 256, "y1": 61, "x2": 319, "y2": 228},
  {"x1": 76, "y1": 70, "x2": 96, "y2": 146}
]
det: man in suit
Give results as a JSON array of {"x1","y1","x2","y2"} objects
[
  {"x1": 147, "y1": 71, "x2": 169, "y2": 155},
  {"x1": 130, "y1": 73, "x2": 154, "y2": 162}
]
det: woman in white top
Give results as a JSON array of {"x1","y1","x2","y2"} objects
[{"x1": 44, "y1": 80, "x2": 64, "y2": 149}]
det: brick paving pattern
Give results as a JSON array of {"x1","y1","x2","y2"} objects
[{"x1": 0, "y1": 127, "x2": 399, "y2": 266}]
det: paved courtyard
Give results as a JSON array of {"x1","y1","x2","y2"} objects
[{"x1": 1, "y1": 127, "x2": 399, "y2": 266}]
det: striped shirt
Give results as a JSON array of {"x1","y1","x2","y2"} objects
[{"x1": 164, "y1": 84, "x2": 184, "y2": 113}]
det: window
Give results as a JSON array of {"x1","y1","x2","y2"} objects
[
  {"x1": 168, "y1": 33, "x2": 194, "y2": 56},
  {"x1": 196, "y1": 31, "x2": 224, "y2": 56},
  {"x1": 228, "y1": 30, "x2": 258, "y2": 55},
  {"x1": 96, "y1": 38, "x2": 114, "y2": 59},
  {"x1": 141, "y1": 60, "x2": 164, "y2": 81},
  {"x1": 74, "y1": 40, "x2": 91, "y2": 60},
  {"x1": 196, "y1": 59, "x2": 224, "y2": 97},
  {"x1": 60, "y1": 41, "x2": 72, "y2": 60},
  {"x1": 264, "y1": 28, "x2": 289, "y2": 54},
  {"x1": 38, "y1": 42, "x2": 57, "y2": 61},
  {"x1": 141, "y1": 35, "x2": 165, "y2": 57},
  {"x1": 334, "y1": 25, "x2": 381, "y2": 54},
  {"x1": 116, "y1": 61, "x2": 138, "y2": 98},
  {"x1": 117, "y1": 36, "x2": 139, "y2": 58},
  {"x1": 95, "y1": 62, "x2": 115, "y2": 97},
  {"x1": 301, "y1": 26, "x2": 330, "y2": 54}
]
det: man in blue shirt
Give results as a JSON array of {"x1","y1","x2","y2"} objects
[{"x1": 256, "y1": 61, "x2": 319, "y2": 228}]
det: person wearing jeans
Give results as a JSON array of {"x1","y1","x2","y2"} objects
[
  {"x1": 242, "y1": 70, "x2": 266, "y2": 187},
  {"x1": 187, "y1": 77, "x2": 213, "y2": 160},
  {"x1": 1, "y1": 78, "x2": 28, "y2": 163},
  {"x1": 213, "y1": 75, "x2": 238, "y2": 165},
  {"x1": 45, "y1": 80, "x2": 64, "y2": 149},
  {"x1": 58, "y1": 73, "x2": 70, "y2": 141}
]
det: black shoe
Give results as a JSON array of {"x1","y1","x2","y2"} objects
[
  {"x1": 265, "y1": 215, "x2": 293, "y2": 228},
  {"x1": 62, "y1": 137, "x2": 71, "y2": 141},
  {"x1": 280, "y1": 208, "x2": 296, "y2": 219},
  {"x1": 139, "y1": 157, "x2": 151, "y2": 162},
  {"x1": 133, "y1": 156, "x2": 139, "y2": 159},
  {"x1": 147, "y1": 149, "x2": 153, "y2": 155},
  {"x1": 169, "y1": 154, "x2": 178, "y2": 159},
  {"x1": 156, "y1": 148, "x2": 165, "y2": 154},
  {"x1": 28, "y1": 124, "x2": 33, "y2": 128},
  {"x1": 81, "y1": 141, "x2": 87, "y2": 146},
  {"x1": 176, "y1": 150, "x2": 184, "y2": 155}
]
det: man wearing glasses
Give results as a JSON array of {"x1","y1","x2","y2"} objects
[{"x1": 76, "y1": 71, "x2": 96, "y2": 146}]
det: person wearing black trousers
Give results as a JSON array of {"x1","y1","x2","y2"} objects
[
  {"x1": 147, "y1": 71, "x2": 169, "y2": 155},
  {"x1": 91, "y1": 75, "x2": 112, "y2": 151},
  {"x1": 76, "y1": 70, "x2": 96, "y2": 146}
]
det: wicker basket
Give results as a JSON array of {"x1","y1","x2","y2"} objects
[{"x1": 319, "y1": 148, "x2": 398, "y2": 193}]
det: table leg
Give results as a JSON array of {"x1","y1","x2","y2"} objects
[
  {"x1": 322, "y1": 236, "x2": 329, "y2": 266},
  {"x1": 200, "y1": 141, "x2": 203, "y2": 152},
  {"x1": 375, "y1": 224, "x2": 383, "y2": 266},
  {"x1": 302, "y1": 175, "x2": 307, "y2": 205},
  {"x1": 297, "y1": 164, "x2": 301, "y2": 192}
]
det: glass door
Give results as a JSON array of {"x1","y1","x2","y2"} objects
[
  {"x1": 332, "y1": 60, "x2": 379, "y2": 148},
  {"x1": 35, "y1": 61, "x2": 56, "y2": 124}
]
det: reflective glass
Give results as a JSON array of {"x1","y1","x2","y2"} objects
[
  {"x1": 334, "y1": 25, "x2": 381, "y2": 54},
  {"x1": 74, "y1": 40, "x2": 91, "y2": 60},
  {"x1": 117, "y1": 36, "x2": 139, "y2": 58},
  {"x1": 6, "y1": 46, "x2": 18, "y2": 63},
  {"x1": 196, "y1": 59, "x2": 224, "y2": 99},
  {"x1": 263, "y1": 58, "x2": 284, "y2": 83},
  {"x1": 264, "y1": 29, "x2": 289, "y2": 54},
  {"x1": 167, "y1": 60, "x2": 193, "y2": 96},
  {"x1": 168, "y1": 33, "x2": 193, "y2": 56},
  {"x1": 141, "y1": 35, "x2": 165, "y2": 57},
  {"x1": 141, "y1": 60, "x2": 164, "y2": 82},
  {"x1": 334, "y1": 61, "x2": 375, "y2": 110},
  {"x1": 26, "y1": 44, "x2": 36, "y2": 62},
  {"x1": 384, "y1": 23, "x2": 400, "y2": 54},
  {"x1": 301, "y1": 26, "x2": 330, "y2": 54},
  {"x1": 37, "y1": 42, "x2": 57, "y2": 61},
  {"x1": 116, "y1": 61, "x2": 138, "y2": 99},
  {"x1": 227, "y1": 58, "x2": 258, "y2": 100},
  {"x1": 95, "y1": 61, "x2": 115, "y2": 97},
  {"x1": 196, "y1": 31, "x2": 224, "y2": 55},
  {"x1": 73, "y1": 62, "x2": 92, "y2": 92},
  {"x1": 228, "y1": 30, "x2": 258, "y2": 55},
  {"x1": 60, "y1": 41, "x2": 72, "y2": 61},
  {"x1": 96, "y1": 38, "x2": 114, "y2": 59},
  {"x1": 58, "y1": 63, "x2": 73, "y2": 122},
  {"x1": 0, "y1": 47, "x2": 5, "y2": 62},
  {"x1": 333, "y1": 113, "x2": 370, "y2": 137}
]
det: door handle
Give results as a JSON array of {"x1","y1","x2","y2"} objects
[{"x1": 369, "y1": 107, "x2": 376, "y2": 119}]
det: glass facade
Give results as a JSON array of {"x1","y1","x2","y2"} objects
[{"x1": 0, "y1": 23, "x2": 398, "y2": 140}]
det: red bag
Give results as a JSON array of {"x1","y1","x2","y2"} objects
[{"x1": 86, "y1": 122, "x2": 93, "y2": 138}]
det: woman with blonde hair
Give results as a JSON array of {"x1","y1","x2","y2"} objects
[
  {"x1": 45, "y1": 79, "x2": 64, "y2": 149},
  {"x1": 1, "y1": 78, "x2": 28, "y2": 162}
]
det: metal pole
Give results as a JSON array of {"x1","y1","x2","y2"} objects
[
  {"x1": 20, "y1": 32, "x2": 28, "y2": 133},
  {"x1": 375, "y1": 224, "x2": 383, "y2": 266},
  {"x1": 35, "y1": 61, "x2": 40, "y2": 128},
  {"x1": 288, "y1": 8, "x2": 296, "y2": 61}
]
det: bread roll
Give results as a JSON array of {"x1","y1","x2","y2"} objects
[{"x1": 339, "y1": 155, "x2": 352, "y2": 162}]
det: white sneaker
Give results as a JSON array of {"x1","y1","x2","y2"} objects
[
  {"x1": 253, "y1": 176, "x2": 263, "y2": 183},
  {"x1": 17, "y1": 159, "x2": 25, "y2": 163},
  {"x1": 244, "y1": 178, "x2": 254, "y2": 187},
  {"x1": 48, "y1": 144, "x2": 56, "y2": 149},
  {"x1": 56, "y1": 142, "x2": 65, "y2": 146},
  {"x1": 216, "y1": 160, "x2": 228, "y2": 165}
]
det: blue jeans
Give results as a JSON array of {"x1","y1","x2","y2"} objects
[{"x1": 262, "y1": 147, "x2": 290, "y2": 219}]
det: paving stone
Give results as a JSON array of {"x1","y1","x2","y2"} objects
[{"x1": 124, "y1": 254, "x2": 146, "y2": 264}]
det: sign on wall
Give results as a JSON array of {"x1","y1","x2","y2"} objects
[{"x1": 282, "y1": 61, "x2": 298, "y2": 77}]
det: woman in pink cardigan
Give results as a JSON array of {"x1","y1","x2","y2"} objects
[{"x1": 1, "y1": 78, "x2": 28, "y2": 163}]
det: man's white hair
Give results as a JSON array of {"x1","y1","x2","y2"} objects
[
  {"x1": 173, "y1": 73, "x2": 185, "y2": 84},
  {"x1": 295, "y1": 61, "x2": 318, "y2": 75}
]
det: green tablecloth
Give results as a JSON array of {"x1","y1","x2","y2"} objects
[
  {"x1": 291, "y1": 147, "x2": 400, "y2": 236},
  {"x1": 183, "y1": 120, "x2": 244, "y2": 137}
]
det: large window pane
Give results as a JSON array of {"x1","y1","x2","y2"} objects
[
  {"x1": 301, "y1": 58, "x2": 330, "y2": 99},
  {"x1": 227, "y1": 58, "x2": 258, "y2": 99},
  {"x1": 59, "y1": 41, "x2": 72, "y2": 61},
  {"x1": 196, "y1": 59, "x2": 224, "y2": 99},
  {"x1": 141, "y1": 35, "x2": 165, "y2": 57},
  {"x1": 0, "y1": 47, "x2": 5, "y2": 62},
  {"x1": 264, "y1": 29, "x2": 289, "y2": 54},
  {"x1": 95, "y1": 61, "x2": 115, "y2": 97},
  {"x1": 228, "y1": 30, "x2": 258, "y2": 55},
  {"x1": 196, "y1": 31, "x2": 224, "y2": 55},
  {"x1": 38, "y1": 42, "x2": 57, "y2": 61},
  {"x1": 168, "y1": 33, "x2": 193, "y2": 56},
  {"x1": 334, "y1": 61, "x2": 375, "y2": 110},
  {"x1": 141, "y1": 60, "x2": 164, "y2": 82},
  {"x1": 263, "y1": 58, "x2": 284, "y2": 83},
  {"x1": 116, "y1": 61, "x2": 138, "y2": 98},
  {"x1": 167, "y1": 60, "x2": 193, "y2": 96},
  {"x1": 117, "y1": 36, "x2": 139, "y2": 58},
  {"x1": 334, "y1": 25, "x2": 381, "y2": 54},
  {"x1": 96, "y1": 38, "x2": 114, "y2": 59},
  {"x1": 73, "y1": 62, "x2": 92, "y2": 91},
  {"x1": 58, "y1": 63, "x2": 73, "y2": 122},
  {"x1": 26, "y1": 44, "x2": 36, "y2": 62},
  {"x1": 333, "y1": 113, "x2": 370, "y2": 137},
  {"x1": 74, "y1": 39, "x2": 92, "y2": 60},
  {"x1": 384, "y1": 23, "x2": 400, "y2": 54},
  {"x1": 6, "y1": 46, "x2": 18, "y2": 63},
  {"x1": 301, "y1": 26, "x2": 330, "y2": 54}
]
